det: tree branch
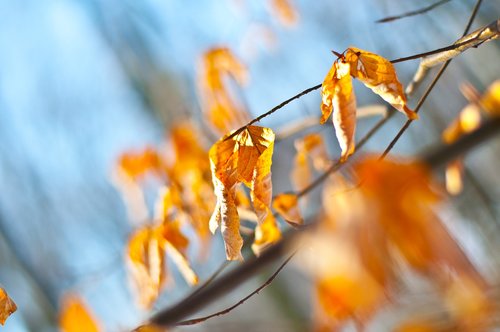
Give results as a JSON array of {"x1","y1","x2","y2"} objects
[
  {"x1": 175, "y1": 252, "x2": 296, "y2": 326},
  {"x1": 376, "y1": 0, "x2": 452, "y2": 23},
  {"x1": 382, "y1": 0, "x2": 484, "y2": 157},
  {"x1": 406, "y1": 16, "x2": 498, "y2": 95}
]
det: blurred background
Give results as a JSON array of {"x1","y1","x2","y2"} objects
[{"x1": 0, "y1": 0, "x2": 499, "y2": 331}]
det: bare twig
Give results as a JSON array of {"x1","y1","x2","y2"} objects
[
  {"x1": 176, "y1": 252, "x2": 296, "y2": 326},
  {"x1": 382, "y1": 0, "x2": 484, "y2": 157},
  {"x1": 406, "y1": 17, "x2": 498, "y2": 95},
  {"x1": 376, "y1": 0, "x2": 452, "y2": 23}
]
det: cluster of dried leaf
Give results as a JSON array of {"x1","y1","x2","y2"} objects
[{"x1": 7, "y1": 3, "x2": 495, "y2": 331}]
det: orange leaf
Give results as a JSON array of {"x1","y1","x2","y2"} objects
[
  {"x1": 59, "y1": 294, "x2": 100, "y2": 332},
  {"x1": 198, "y1": 47, "x2": 250, "y2": 135},
  {"x1": 0, "y1": 288, "x2": 16, "y2": 326},
  {"x1": 209, "y1": 126, "x2": 279, "y2": 259},
  {"x1": 321, "y1": 61, "x2": 357, "y2": 160},
  {"x1": 127, "y1": 227, "x2": 166, "y2": 308},
  {"x1": 345, "y1": 47, "x2": 417, "y2": 120},
  {"x1": 273, "y1": 193, "x2": 303, "y2": 226},
  {"x1": 354, "y1": 157, "x2": 484, "y2": 285},
  {"x1": 118, "y1": 147, "x2": 162, "y2": 181},
  {"x1": 158, "y1": 220, "x2": 198, "y2": 286}
]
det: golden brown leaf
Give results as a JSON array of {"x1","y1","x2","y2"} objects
[
  {"x1": 127, "y1": 227, "x2": 166, "y2": 308},
  {"x1": 345, "y1": 47, "x2": 417, "y2": 120},
  {"x1": 198, "y1": 47, "x2": 250, "y2": 135},
  {"x1": 0, "y1": 288, "x2": 16, "y2": 326},
  {"x1": 320, "y1": 61, "x2": 357, "y2": 160},
  {"x1": 118, "y1": 147, "x2": 162, "y2": 181},
  {"x1": 158, "y1": 220, "x2": 198, "y2": 286},
  {"x1": 273, "y1": 193, "x2": 303, "y2": 226},
  {"x1": 209, "y1": 126, "x2": 279, "y2": 259},
  {"x1": 59, "y1": 294, "x2": 100, "y2": 332}
]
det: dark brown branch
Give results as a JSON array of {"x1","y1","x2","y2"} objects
[
  {"x1": 376, "y1": 0, "x2": 452, "y2": 23},
  {"x1": 225, "y1": 84, "x2": 322, "y2": 141},
  {"x1": 176, "y1": 252, "x2": 296, "y2": 326},
  {"x1": 381, "y1": 0, "x2": 483, "y2": 158}
]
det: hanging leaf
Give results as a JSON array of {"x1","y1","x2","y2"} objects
[
  {"x1": 198, "y1": 47, "x2": 250, "y2": 135},
  {"x1": 0, "y1": 288, "x2": 16, "y2": 326},
  {"x1": 118, "y1": 147, "x2": 163, "y2": 181},
  {"x1": 320, "y1": 61, "x2": 357, "y2": 160},
  {"x1": 127, "y1": 227, "x2": 166, "y2": 308},
  {"x1": 209, "y1": 126, "x2": 279, "y2": 260},
  {"x1": 59, "y1": 294, "x2": 100, "y2": 332},
  {"x1": 344, "y1": 47, "x2": 417, "y2": 120},
  {"x1": 157, "y1": 220, "x2": 199, "y2": 286},
  {"x1": 273, "y1": 193, "x2": 303, "y2": 226}
]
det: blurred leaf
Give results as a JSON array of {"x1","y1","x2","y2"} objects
[
  {"x1": 0, "y1": 287, "x2": 16, "y2": 326},
  {"x1": 59, "y1": 295, "x2": 100, "y2": 332}
]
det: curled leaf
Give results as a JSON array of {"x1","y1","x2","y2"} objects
[
  {"x1": 0, "y1": 288, "x2": 16, "y2": 326},
  {"x1": 127, "y1": 227, "x2": 166, "y2": 308},
  {"x1": 59, "y1": 294, "x2": 100, "y2": 332},
  {"x1": 209, "y1": 126, "x2": 279, "y2": 260},
  {"x1": 345, "y1": 47, "x2": 417, "y2": 120},
  {"x1": 320, "y1": 61, "x2": 357, "y2": 160},
  {"x1": 198, "y1": 47, "x2": 250, "y2": 135}
]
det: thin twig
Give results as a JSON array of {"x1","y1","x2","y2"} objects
[
  {"x1": 225, "y1": 84, "x2": 322, "y2": 141},
  {"x1": 187, "y1": 261, "x2": 230, "y2": 299},
  {"x1": 381, "y1": 0, "x2": 484, "y2": 158},
  {"x1": 376, "y1": 0, "x2": 452, "y2": 23},
  {"x1": 176, "y1": 252, "x2": 296, "y2": 326},
  {"x1": 225, "y1": 34, "x2": 492, "y2": 142}
]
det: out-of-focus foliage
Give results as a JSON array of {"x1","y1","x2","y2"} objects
[
  {"x1": 0, "y1": 287, "x2": 16, "y2": 325},
  {"x1": 58, "y1": 295, "x2": 100, "y2": 332}
]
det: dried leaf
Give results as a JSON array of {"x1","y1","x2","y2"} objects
[
  {"x1": 321, "y1": 61, "x2": 357, "y2": 160},
  {"x1": 59, "y1": 295, "x2": 100, "y2": 332},
  {"x1": 0, "y1": 288, "x2": 16, "y2": 325},
  {"x1": 158, "y1": 221, "x2": 198, "y2": 286},
  {"x1": 273, "y1": 193, "x2": 303, "y2": 226},
  {"x1": 127, "y1": 227, "x2": 166, "y2": 308},
  {"x1": 209, "y1": 126, "x2": 279, "y2": 259},
  {"x1": 118, "y1": 147, "x2": 162, "y2": 181},
  {"x1": 345, "y1": 47, "x2": 417, "y2": 120},
  {"x1": 198, "y1": 47, "x2": 250, "y2": 135}
]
